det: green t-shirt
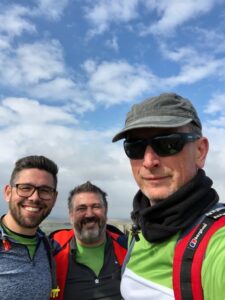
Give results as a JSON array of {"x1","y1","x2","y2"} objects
[
  {"x1": 2, "y1": 224, "x2": 37, "y2": 258},
  {"x1": 76, "y1": 241, "x2": 106, "y2": 276}
]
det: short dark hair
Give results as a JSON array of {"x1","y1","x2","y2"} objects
[
  {"x1": 10, "y1": 155, "x2": 58, "y2": 188},
  {"x1": 68, "y1": 181, "x2": 108, "y2": 212}
]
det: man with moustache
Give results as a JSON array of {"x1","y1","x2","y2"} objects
[
  {"x1": 0, "y1": 155, "x2": 59, "y2": 300},
  {"x1": 50, "y1": 181, "x2": 127, "y2": 300}
]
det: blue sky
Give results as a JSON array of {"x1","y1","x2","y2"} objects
[{"x1": 1, "y1": 0, "x2": 225, "y2": 220}]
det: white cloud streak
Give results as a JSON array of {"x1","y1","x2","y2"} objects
[
  {"x1": 143, "y1": 0, "x2": 217, "y2": 36},
  {"x1": 83, "y1": 0, "x2": 219, "y2": 37},
  {"x1": 0, "y1": 97, "x2": 78, "y2": 126},
  {"x1": 0, "y1": 5, "x2": 36, "y2": 38},
  {"x1": 35, "y1": 0, "x2": 70, "y2": 20},
  {"x1": 85, "y1": 0, "x2": 139, "y2": 36},
  {"x1": 105, "y1": 36, "x2": 119, "y2": 52},
  {"x1": 83, "y1": 59, "x2": 157, "y2": 105}
]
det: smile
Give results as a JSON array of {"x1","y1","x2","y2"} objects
[{"x1": 23, "y1": 206, "x2": 41, "y2": 212}]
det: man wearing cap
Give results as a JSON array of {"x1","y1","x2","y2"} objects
[{"x1": 112, "y1": 93, "x2": 225, "y2": 300}]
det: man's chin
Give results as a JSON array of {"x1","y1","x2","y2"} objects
[
  {"x1": 80, "y1": 228, "x2": 100, "y2": 242},
  {"x1": 18, "y1": 215, "x2": 45, "y2": 229},
  {"x1": 19, "y1": 220, "x2": 40, "y2": 229}
]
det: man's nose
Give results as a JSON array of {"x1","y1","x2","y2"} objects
[
  {"x1": 28, "y1": 188, "x2": 40, "y2": 200},
  {"x1": 85, "y1": 207, "x2": 95, "y2": 216},
  {"x1": 142, "y1": 145, "x2": 160, "y2": 168}
]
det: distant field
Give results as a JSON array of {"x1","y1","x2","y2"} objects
[{"x1": 40, "y1": 218, "x2": 132, "y2": 235}]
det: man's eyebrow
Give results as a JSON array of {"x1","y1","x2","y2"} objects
[
  {"x1": 75, "y1": 204, "x2": 87, "y2": 208},
  {"x1": 75, "y1": 203, "x2": 102, "y2": 208}
]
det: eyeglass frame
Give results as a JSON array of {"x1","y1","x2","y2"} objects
[{"x1": 11, "y1": 183, "x2": 57, "y2": 201}]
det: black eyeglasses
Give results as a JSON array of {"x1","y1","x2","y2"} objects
[
  {"x1": 123, "y1": 133, "x2": 200, "y2": 159},
  {"x1": 11, "y1": 183, "x2": 56, "y2": 200}
]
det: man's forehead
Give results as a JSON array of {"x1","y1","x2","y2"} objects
[
  {"x1": 16, "y1": 168, "x2": 53, "y2": 180},
  {"x1": 73, "y1": 192, "x2": 102, "y2": 204}
]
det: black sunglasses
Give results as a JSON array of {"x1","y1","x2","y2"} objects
[{"x1": 123, "y1": 133, "x2": 200, "y2": 159}]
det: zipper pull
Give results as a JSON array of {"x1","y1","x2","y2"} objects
[
  {"x1": 51, "y1": 286, "x2": 60, "y2": 298},
  {"x1": 2, "y1": 239, "x2": 11, "y2": 251}
]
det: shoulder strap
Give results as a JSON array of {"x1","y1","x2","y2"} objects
[
  {"x1": 121, "y1": 224, "x2": 140, "y2": 275},
  {"x1": 121, "y1": 236, "x2": 136, "y2": 275},
  {"x1": 49, "y1": 229, "x2": 74, "y2": 300},
  {"x1": 107, "y1": 230, "x2": 127, "y2": 266},
  {"x1": 173, "y1": 206, "x2": 225, "y2": 300},
  {"x1": 42, "y1": 235, "x2": 60, "y2": 298}
]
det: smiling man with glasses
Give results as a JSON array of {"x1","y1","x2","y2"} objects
[
  {"x1": 0, "y1": 155, "x2": 58, "y2": 300},
  {"x1": 112, "y1": 93, "x2": 225, "y2": 300}
]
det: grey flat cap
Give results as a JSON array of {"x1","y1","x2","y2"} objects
[{"x1": 112, "y1": 92, "x2": 202, "y2": 142}]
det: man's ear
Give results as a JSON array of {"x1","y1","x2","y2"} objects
[
  {"x1": 69, "y1": 212, "x2": 74, "y2": 226},
  {"x1": 4, "y1": 185, "x2": 12, "y2": 203},
  {"x1": 195, "y1": 137, "x2": 209, "y2": 169}
]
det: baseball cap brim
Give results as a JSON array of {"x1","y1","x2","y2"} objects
[{"x1": 112, "y1": 116, "x2": 193, "y2": 142}]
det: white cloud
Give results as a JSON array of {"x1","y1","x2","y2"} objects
[
  {"x1": 83, "y1": 59, "x2": 157, "y2": 105},
  {"x1": 0, "y1": 36, "x2": 11, "y2": 50},
  {"x1": 0, "y1": 108, "x2": 135, "y2": 219},
  {"x1": 142, "y1": 0, "x2": 217, "y2": 36},
  {"x1": 0, "y1": 39, "x2": 94, "y2": 114},
  {"x1": 202, "y1": 93, "x2": 225, "y2": 128},
  {"x1": 159, "y1": 43, "x2": 225, "y2": 87},
  {"x1": 194, "y1": 27, "x2": 225, "y2": 55},
  {"x1": 204, "y1": 93, "x2": 225, "y2": 114},
  {"x1": 0, "y1": 97, "x2": 78, "y2": 126},
  {"x1": 16, "y1": 40, "x2": 65, "y2": 84},
  {"x1": 0, "y1": 40, "x2": 65, "y2": 87},
  {"x1": 105, "y1": 36, "x2": 119, "y2": 52},
  {"x1": 204, "y1": 125, "x2": 225, "y2": 200},
  {"x1": 29, "y1": 77, "x2": 88, "y2": 106},
  {"x1": 85, "y1": 0, "x2": 139, "y2": 36},
  {"x1": 164, "y1": 59, "x2": 222, "y2": 86},
  {"x1": 0, "y1": 5, "x2": 36, "y2": 37},
  {"x1": 159, "y1": 44, "x2": 198, "y2": 62},
  {"x1": 36, "y1": 0, "x2": 69, "y2": 20},
  {"x1": 83, "y1": 0, "x2": 219, "y2": 37},
  {"x1": 0, "y1": 0, "x2": 69, "y2": 59}
]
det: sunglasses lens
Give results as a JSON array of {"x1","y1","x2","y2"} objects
[
  {"x1": 152, "y1": 136, "x2": 185, "y2": 156},
  {"x1": 124, "y1": 140, "x2": 146, "y2": 159},
  {"x1": 123, "y1": 134, "x2": 193, "y2": 159}
]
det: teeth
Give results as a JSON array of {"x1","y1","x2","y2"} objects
[{"x1": 24, "y1": 207, "x2": 39, "y2": 212}]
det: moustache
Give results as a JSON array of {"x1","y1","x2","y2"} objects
[
  {"x1": 20, "y1": 199, "x2": 46, "y2": 209},
  {"x1": 81, "y1": 216, "x2": 99, "y2": 225}
]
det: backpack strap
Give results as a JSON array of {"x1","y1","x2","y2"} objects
[
  {"x1": 107, "y1": 229, "x2": 128, "y2": 266},
  {"x1": 42, "y1": 233, "x2": 61, "y2": 298},
  {"x1": 121, "y1": 224, "x2": 140, "y2": 275},
  {"x1": 49, "y1": 229, "x2": 74, "y2": 300},
  {"x1": 173, "y1": 206, "x2": 225, "y2": 300}
]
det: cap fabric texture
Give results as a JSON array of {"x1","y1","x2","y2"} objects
[{"x1": 112, "y1": 92, "x2": 202, "y2": 142}]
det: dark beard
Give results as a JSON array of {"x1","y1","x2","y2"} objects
[
  {"x1": 75, "y1": 216, "x2": 106, "y2": 244},
  {"x1": 9, "y1": 199, "x2": 52, "y2": 229}
]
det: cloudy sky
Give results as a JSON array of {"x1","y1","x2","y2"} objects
[{"x1": 0, "y1": 0, "x2": 225, "y2": 220}]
